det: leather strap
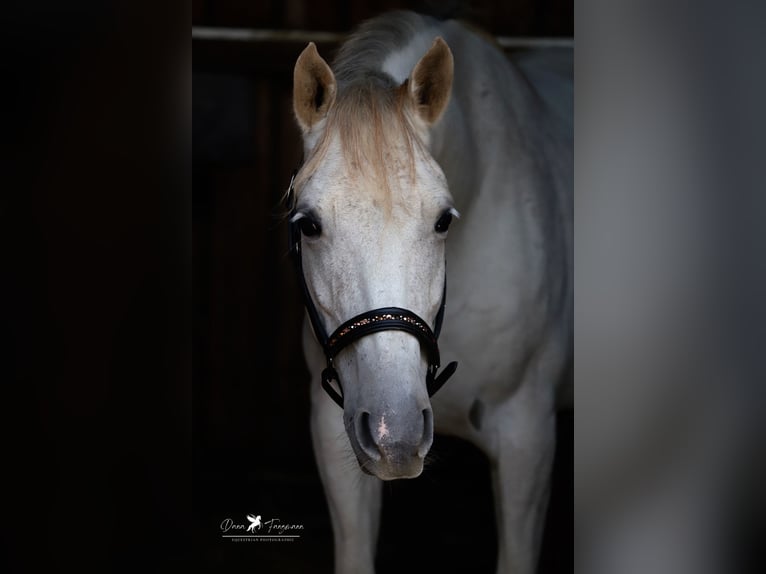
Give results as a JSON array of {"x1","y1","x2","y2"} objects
[{"x1": 327, "y1": 307, "x2": 440, "y2": 364}]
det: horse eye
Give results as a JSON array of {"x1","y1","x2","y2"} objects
[
  {"x1": 298, "y1": 216, "x2": 322, "y2": 238},
  {"x1": 434, "y1": 211, "x2": 453, "y2": 233}
]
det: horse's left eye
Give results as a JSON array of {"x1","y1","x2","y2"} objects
[{"x1": 435, "y1": 211, "x2": 453, "y2": 233}]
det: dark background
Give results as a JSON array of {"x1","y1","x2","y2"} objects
[
  {"x1": 193, "y1": 1, "x2": 572, "y2": 572},
  {"x1": 1, "y1": 3, "x2": 190, "y2": 572}
]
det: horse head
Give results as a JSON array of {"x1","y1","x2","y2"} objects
[{"x1": 291, "y1": 39, "x2": 456, "y2": 480}]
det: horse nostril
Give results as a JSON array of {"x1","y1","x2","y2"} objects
[
  {"x1": 419, "y1": 408, "x2": 434, "y2": 458},
  {"x1": 355, "y1": 411, "x2": 380, "y2": 461}
]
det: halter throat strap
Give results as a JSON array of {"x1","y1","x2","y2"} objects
[{"x1": 286, "y1": 170, "x2": 458, "y2": 408}]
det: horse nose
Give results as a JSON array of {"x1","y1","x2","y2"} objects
[{"x1": 354, "y1": 407, "x2": 434, "y2": 468}]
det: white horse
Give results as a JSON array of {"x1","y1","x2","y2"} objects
[{"x1": 289, "y1": 11, "x2": 571, "y2": 574}]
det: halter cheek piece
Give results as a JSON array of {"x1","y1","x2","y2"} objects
[{"x1": 286, "y1": 170, "x2": 458, "y2": 409}]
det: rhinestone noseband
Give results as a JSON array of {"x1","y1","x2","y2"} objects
[{"x1": 286, "y1": 170, "x2": 458, "y2": 408}]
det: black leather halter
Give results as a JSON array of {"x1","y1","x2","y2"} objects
[{"x1": 286, "y1": 170, "x2": 458, "y2": 408}]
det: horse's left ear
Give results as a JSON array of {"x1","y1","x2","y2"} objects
[{"x1": 407, "y1": 37, "x2": 454, "y2": 125}]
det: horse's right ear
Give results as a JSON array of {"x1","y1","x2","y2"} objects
[{"x1": 293, "y1": 43, "x2": 337, "y2": 133}]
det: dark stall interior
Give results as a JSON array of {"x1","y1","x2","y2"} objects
[{"x1": 193, "y1": 1, "x2": 573, "y2": 571}]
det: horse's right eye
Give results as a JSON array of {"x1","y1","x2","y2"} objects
[{"x1": 298, "y1": 216, "x2": 322, "y2": 238}]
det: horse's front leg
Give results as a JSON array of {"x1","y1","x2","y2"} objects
[
  {"x1": 309, "y1": 358, "x2": 382, "y2": 574},
  {"x1": 485, "y1": 382, "x2": 556, "y2": 574}
]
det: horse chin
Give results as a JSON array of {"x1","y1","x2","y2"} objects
[{"x1": 356, "y1": 454, "x2": 425, "y2": 481}]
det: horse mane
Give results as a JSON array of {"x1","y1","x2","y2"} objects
[
  {"x1": 332, "y1": 11, "x2": 427, "y2": 87},
  {"x1": 295, "y1": 12, "x2": 434, "y2": 213}
]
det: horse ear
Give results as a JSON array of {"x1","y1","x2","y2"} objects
[
  {"x1": 293, "y1": 42, "x2": 337, "y2": 133},
  {"x1": 407, "y1": 37, "x2": 454, "y2": 125}
]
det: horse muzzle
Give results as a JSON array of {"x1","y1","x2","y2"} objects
[{"x1": 346, "y1": 405, "x2": 434, "y2": 480}]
